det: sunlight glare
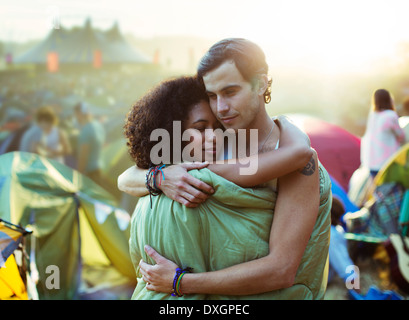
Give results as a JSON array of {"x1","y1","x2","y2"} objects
[{"x1": 233, "y1": 0, "x2": 403, "y2": 74}]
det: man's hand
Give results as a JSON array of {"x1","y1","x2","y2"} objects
[
  {"x1": 139, "y1": 245, "x2": 178, "y2": 293},
  {"x1": 159, "y1": 162, "x2": 214, "y2": 208}
]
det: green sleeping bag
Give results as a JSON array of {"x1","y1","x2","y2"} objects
[{"x1": 129, "y1": 164, "x2": 332, "y2": 300}]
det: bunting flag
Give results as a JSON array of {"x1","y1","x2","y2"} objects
[
  {"x1": 94, "y1": 201, "x2": 112, "y2": 224},
  {"x1": 78, "y1": 191, "x2": 131, "y2": 231},
  {"x1": 47, "y1": 51, "x2": 59, "y2": 72},
  {"x1": 93, "y1": 50, "x2": 102, "y2": 68}
]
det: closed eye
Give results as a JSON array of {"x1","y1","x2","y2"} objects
[
  {"x1": 207, "y1": 92, "x2": 217, "y2": 100},
  {"x1": 224, "y1": 89, "x2": 236, "y2": 96},
  {"x1": 222, "y1": 85, "x2": 240, "y2": 97}
]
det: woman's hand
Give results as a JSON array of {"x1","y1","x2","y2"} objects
[
  {"x1": 277, "y1": 115, "x2": 311, "y2": 148},
  {"x1": 139, "y1": 245, "x2": 179, "y2": 293},
  {"x1": 158, "y1": 162, "x2": 214, "y2": 207}
]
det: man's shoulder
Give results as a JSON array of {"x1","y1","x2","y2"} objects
[{"x1": 317, "y1": 162, "x2": 331, "y2": 199}]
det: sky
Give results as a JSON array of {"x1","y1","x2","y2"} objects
[{"x1": 1, "y1": 0, "x2": 409, "y2": 73}]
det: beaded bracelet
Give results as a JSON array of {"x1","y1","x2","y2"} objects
[
  {"x1": 171, "y1": 267, "x2": 193, "y2": 297},
  {"x1": 145, "y1": 164, "x2": 166, "y2": 208}
]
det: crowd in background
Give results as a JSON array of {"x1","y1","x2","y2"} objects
[{"x1": 0, "y1": 67, "x2": 170, "y2": 195}]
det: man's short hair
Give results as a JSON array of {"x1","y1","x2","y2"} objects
[{"x1": 197, "y1": 38, "x2": 272, "y2": 103}]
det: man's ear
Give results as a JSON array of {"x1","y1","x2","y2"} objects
[{"x1": 256, "y1": 74, "x2": 269, "y2": 96}]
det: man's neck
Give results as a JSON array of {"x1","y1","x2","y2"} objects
[{"x1": 238, "y1": 107, "x2": 276, "y2": 156}]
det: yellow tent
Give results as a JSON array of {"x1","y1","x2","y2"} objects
[
  {"x1": 0, "y1": 219, "x2": 31, "y2": 300},
  {"x1": 0, "y1": 255, "x2": 28, "y2": 300}
]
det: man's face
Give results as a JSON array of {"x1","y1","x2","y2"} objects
[{"x1": 202, "y1": 60, "x2": 261, "y2": 131}]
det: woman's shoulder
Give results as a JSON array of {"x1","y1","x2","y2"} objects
[{"x1": 380, "y1": 109, "x2": 398, "y2": 117}]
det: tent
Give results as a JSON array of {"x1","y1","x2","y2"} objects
[
  {"x1": 330, "y1": 175, "x2": 359, "y2": 215},
  {"x1": 14, "y1": 19, "x2": 151, "y2": 65},
  {"x1": 0, "y1": 219, "x2": 31, "y2": 300},
  {"x1": 101, "y1": 138, "x2": 133, "y2": 187},
  {"x1": 101, "y1": 138, "x2": 138, "y2": 212},
  {"x1": 0, "y1": 151, "x2": 136, "y2": 299},
  {"x1": 344, "y1": 144, "x2": 409, "y2": 243},
  {"x1": 287, "y1": 114, "x2": 361, "y2": 193},
  {"x1": 374, "y1": 143, "x2": 409, "y2": 190}
]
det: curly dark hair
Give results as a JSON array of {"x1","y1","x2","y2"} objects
[{"x1": 124, "y1": 76, "x2": 209, "y2": 169}]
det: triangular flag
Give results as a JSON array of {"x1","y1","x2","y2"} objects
[
  {"x1": 114, "y1": 208, "x2": 130, "y2": 231},
  {"x1": 94, "y1": 201, "x2": 112, "y2": 224}
]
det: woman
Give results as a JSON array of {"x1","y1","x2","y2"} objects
[
  {"x1": 361, "y1": 89, "x2": 405, "y2": 178},
  {"x1": 125, "y1": 76, "x2": 331, "y2": 299}
]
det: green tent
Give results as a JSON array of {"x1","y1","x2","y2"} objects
[
  {"x1": 101, "y1": 138, "x2": 132, "y2": 188},
  {"x1": 345, "y1": 144, "x2": 409, "y2": 243},
  {"x1": 0, "y1": 152, "x2": 136, "y2": 299},
  {"x1": 374, "y1": 143, "x2": 409, "y2": 189},
  {"x1": 101, "y1": 139, "x2": 133, "y2": 191},
  {"x1": 100, "y1": 138, "x2": 139, "y2": 214}
]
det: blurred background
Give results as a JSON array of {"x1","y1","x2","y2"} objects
[
  {"x1": 2, "y1": 0, "x2": 409, "y2": 300},
  {"x1": 0, "y1": 0, "x2": 409, "y2": 135},
  {"x1": 2, "y1": 0, "x2": 409, "y2": 136},
  {"x1": 3, "y1": 0, "x2": 409, "y2": 198}
]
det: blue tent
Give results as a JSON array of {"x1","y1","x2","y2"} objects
[{"x1": 330, "y1": 175, "x2": 359, "y2": 215}]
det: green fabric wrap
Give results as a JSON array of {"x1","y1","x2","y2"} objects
[{"x1": 129, "y1": 164, "x2": 332, "y2": 300}]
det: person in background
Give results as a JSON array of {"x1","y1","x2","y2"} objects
[
  {"x1": 26, "y1": 106, "x2": 71, "y2": 164},
  {"x1": 398, "y1": 97, "x2": 409, "y2": 143},
  {"x1": 19, "y1": 122, "x2": 42, "y2": 154},
  {"x1": 360, "y1": 89, "x2": 405, "y2": 178},
  {"x1": 74, "y1": 102, "x2": 105, "y2": 185},
  {"x1": 328, "y1": 197, "x2": 357, "y2": 287}
]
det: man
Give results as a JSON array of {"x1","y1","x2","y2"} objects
[
  {"x1": 74, "y1": 102, "x2": 105, "y2": 185},
  {"x1": 119, "y1": 38, "x2": 331, "y2": 299}
]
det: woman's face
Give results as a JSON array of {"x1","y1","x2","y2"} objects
[{"x1": 183, "y1": 100, "x2": 224, "y2": 162}]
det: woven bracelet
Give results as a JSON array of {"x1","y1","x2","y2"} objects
[
  {"x1": 171, "y1": 267, "x2": 193, "y2": 297},
  {"x1": 145, "y1": 165, "x2": 166, "y2": 208}
]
